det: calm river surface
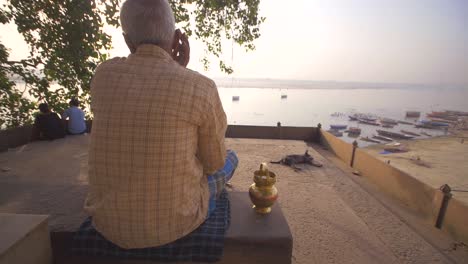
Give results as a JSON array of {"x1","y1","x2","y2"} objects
[{"x1": 218, "y1": 87, "x2": 468, "y2": 145}]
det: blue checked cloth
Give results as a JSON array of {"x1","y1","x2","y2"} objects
[
  {"x1": 72, "y1": 150, "x2": 238, "y2": 262},
  {"x1": 207, "y1": 150, "x2": 238, "y2": 216}
]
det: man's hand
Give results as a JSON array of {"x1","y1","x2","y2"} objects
[{"x1": 172, "y1": 29, "x2": 190, "y2": 67}]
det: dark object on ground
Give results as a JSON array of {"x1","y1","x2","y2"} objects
[{"x1": 271, "y1": 150, "x2": 323, "y2": 171}]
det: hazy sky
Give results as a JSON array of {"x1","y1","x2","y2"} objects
[{"x1": 1, "y1": 0, "x2": 467, "y2": 85}]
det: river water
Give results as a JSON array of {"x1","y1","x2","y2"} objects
[{"x1": 217, "y1": 86, "x2": 468, "y2": 146}]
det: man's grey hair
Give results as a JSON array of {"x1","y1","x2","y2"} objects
[{"x1": 120, "y1": 0, "x2": 175, "y2": 47}]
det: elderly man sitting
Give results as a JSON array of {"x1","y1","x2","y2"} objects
[{"x1": 73, "y1": 0, "x2": 237, "y2": 261}]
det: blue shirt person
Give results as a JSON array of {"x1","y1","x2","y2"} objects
[{"x1": 62, "y1": 98, "x2": 87, "y2": 134}]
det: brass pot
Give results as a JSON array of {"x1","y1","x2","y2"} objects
[{"x1": 249, "y1": 162, "x2": 278, "y2": 214}]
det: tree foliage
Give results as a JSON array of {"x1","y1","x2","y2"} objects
[{"x1": 0, "y1": 0, "x2": 264, "y2": 129}]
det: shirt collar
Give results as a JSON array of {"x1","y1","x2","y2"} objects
[{"x1": 132, "y1": 44, "x2": 172, "y2": 61}]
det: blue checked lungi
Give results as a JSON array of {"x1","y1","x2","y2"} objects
[
  {"x1": 207, "y1": 149, "x2": 238, "y2": 216},
  {"x1": 72, "y1": 150, "x2": 238, "y2": 262}
]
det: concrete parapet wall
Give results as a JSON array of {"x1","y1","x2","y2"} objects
[
  {"x1": 226, "y1": 125, "x2": 318, "y2": 141},
  {"x1": 0, "y1": 125, "x2": 34, "y2": 152},
  {"x1": 320, "y1": 130, "x2": 354, "y2": 165},
  {"x1": 353, "y1": 149, "x2": 436, "y2": 218},
  {"x1": 0, "y1": 124, "x2": 319, "y2": 152},
  {"x1": 319, "y1": 129, "x2": 468, "y2": 244}
]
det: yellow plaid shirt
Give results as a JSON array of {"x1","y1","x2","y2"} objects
[{"x1": 85, "y1": 44, "x2": 227, "y2": 249}]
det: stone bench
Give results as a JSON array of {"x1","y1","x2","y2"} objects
[
  {"x1": 0, "y1": 213, "x2": 52, "y2": 264},
  {"x1": 51, "y1": 192, "x2": 293, "y2": 264}
]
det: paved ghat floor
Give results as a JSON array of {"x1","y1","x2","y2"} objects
[{"x1": 0, "y1": 135, "x2": 466, "y2": 263}]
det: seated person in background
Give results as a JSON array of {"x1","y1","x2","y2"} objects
[
  {"x1": 84, "y1": 0, "x2": 238, "y2": 252},
  {"x1": 62, "y1": 98, "x2": 87, "y2": 134},
  {"x1": 33, "y1": 103, "x2": 66, "y2": 140}
]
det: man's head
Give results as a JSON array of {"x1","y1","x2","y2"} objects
[
  {"x1": 120, "y1": 0, "x2": 175, "y2": 53},
  {"x1": 69, "y1": 98, "x2": 80, "y2": 107},
  {"x1": 39, "y1": 103, "x2": 50, "y2": 113}
]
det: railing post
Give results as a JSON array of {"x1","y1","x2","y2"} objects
[
  {"x1": 350, "y1": 140, "x2": 358, "y2": 167},
  {"x1": 277, "y1": 122, "x2": 282, "y2": 140},
  {"x1": 316, "y1": 123, "x2": 322, "y2": 143},
  {"x1": 435, "y1": 184, "x2": 452, "y2": 229}
]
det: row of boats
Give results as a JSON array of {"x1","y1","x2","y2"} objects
[
  {"x1": 232, "y1": 94, "x2": 288, "y2": 101},
  {"x1": 348, "y1": 112, "x2": 459, "y2": 129},
  {"x1": 327, "y1": 110, "x2": 468, "y2": 144},
  {"x1": 327, "y1": 125, "x2": 427, "y2": 142}
]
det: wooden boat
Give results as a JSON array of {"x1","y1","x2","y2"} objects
[
  {"x1": 427, "y1": 114, "x2": 457, "y2": 121},
  {"x1": 327, "y1": 129, "x2": 343, "y2": 137},
  {"x1": 428, "y1": 117, "x2": 457, "y2": 124},
  {"x1": 415, "y1": 123, "x2": 436, "y2": 129},
  {"x1": 446, "y1": 110, "x2": 468, "y2": 116},
  {"x1": 398, "y1": 120, "x2": 414, "y2": 125},
  {"x1": 420, "y1": 120, "x2": 449, "y2": 127},
  {"x1": 373, "y1": 135, "x2": 393, "y2": 142},
  {"x1": 347, "y1": 127, "x2": 361, "y2": 134},
  {"x1": 377, "y1": 130, "x2": 414, "y2": 140},
  {"x1": 406, "y1": 111, "x2": 421, "y2": 118},
  {"x1": 358, "y1": 119, "x2": 380, "y2": 126},
  {"x1": 380, "y1": 118, "x2": 398, "y2": 125},
  {"x1": 232, "y1": 96, "x2": 240, "y2": 101},
  {"x1": 421, "y1": 132, "x2": 432, "y2": 137},
  {"x1": 400, "y1": 130, "x2": 420, "y2": 136},
  {"x1": 384, "y1": 146, "x2": 409, "y2": 153},
  {"x1": 350, "y1": 113, "x2": 377, "y2": 122},
  {"x1": 330, "y1": 124, "x2": 347, "y2": 130},
  {"x1": 360, "y1": 136, "x2": 381, "y2": 143}
]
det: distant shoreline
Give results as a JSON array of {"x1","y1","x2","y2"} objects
[{"x1": 214, "y1": 78, "x2": 468, "y2": 90}]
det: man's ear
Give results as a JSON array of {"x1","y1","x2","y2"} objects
[
  {"x1": 171, "y1": 30, "x2": 181, "y2": 55},
  {"x1": 123, "y1": 33, "x2": 136, "y2": 54}
]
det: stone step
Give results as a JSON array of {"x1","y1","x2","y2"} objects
[{"x1": 0, "y1": 213, "x2": 51, "y2": 264}]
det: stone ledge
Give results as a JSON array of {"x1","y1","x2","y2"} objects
[
  {"x1": 0, "y1": 213, "x2": 51, "y2": 264},
  {"x1": 51, "y1": 192, "x2": 293, "y2": 264}
]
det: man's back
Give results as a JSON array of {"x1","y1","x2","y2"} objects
[
  {"x1": 87, "y1": 44, "x2": 227, "y2": 249},
  {"x1": 35, "y1": 112, "x2": 65, "y2": 140},
  {"x1": 63, "y1": 106, "x2": 86, "y2": 134}
]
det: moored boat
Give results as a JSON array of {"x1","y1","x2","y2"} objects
[
  {"x1": 327, "y1": 129, "x2": 343, "y2": 137},
  {"x1": 421, "y1": 132, "x2": 432, "y2": 137},
  {"x1": 428, "y1": 117, "x2": 457, "y2": 124},
  {"x1": 360, "y1": 136, "x2": 381, "y2": 143},
  {"x1": 377, "y1": 130, "x2": 414, "y2": 140},
  {"x1": 347, "y1": 127, "x2": 361, "y2": 134},
  {"x1": 420, "y1": 120, "x2": 449, "y2": 127},
  {"x1": 232, "y1": 96, "x2": 240, "y2": 101},
  {"x1": 358, "y1": 118, "x2": 380, "y2": 126},
  {"x1": 400, "y1": 130, "x2": 420, "y2": 136},
  {"x1": 406, "y1": 111, "x2": 421, "y2": 118},
  {"x1": 427, "y1": 113, "x2": 457, "y2": 121},
  {"x1": 398, "y1": 120, "x2": 414, "y2": 125},
  {"x1": 281, "y1": 94, "x2": 287, "y2": 99},
  {"x1": 380, "y1": 117, "x2": 398, "y2": 125},
  {"x1": 373, "y1": 135, "x2": 393, "y2": 142},
  {"x1": 330, "y1": 124, "x2": 347, "y2": 130}
]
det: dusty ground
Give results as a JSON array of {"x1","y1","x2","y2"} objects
[
  {"x1": 362, "y1": 132, "x2": 468, "y2": 204},
  {"x1": 0, "y1": 135, "x2": 467, "y2": 263}
]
